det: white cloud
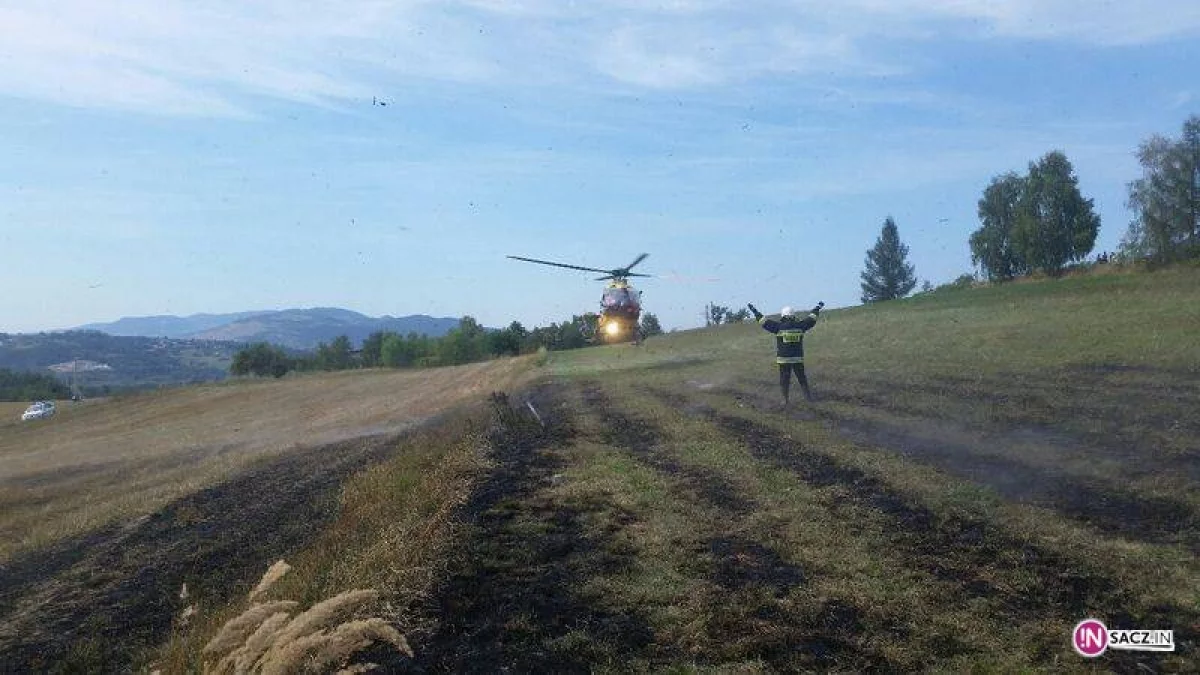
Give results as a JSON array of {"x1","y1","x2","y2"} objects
[
  {"x1": 0, "y1": 2, "x2": 487, "y2": 115},
  {"x1": 828, "y1": 0, "x2": 1200, "y2": 45},
  {"x1": 0, "y1": 0, "x2": 1197, "y2": 116}
]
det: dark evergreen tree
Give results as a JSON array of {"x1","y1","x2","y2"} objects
[{"x1": 860, "y1": 216, "x2": 918, "y2": 303}]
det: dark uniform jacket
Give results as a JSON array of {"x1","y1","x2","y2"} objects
[{"x1": 758, "y1": 311, "x2": 818, "y2": 364}]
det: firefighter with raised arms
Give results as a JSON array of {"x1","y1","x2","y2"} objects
[{"x1": 748, "y1": 301, "x2": 824, "y2": 405}]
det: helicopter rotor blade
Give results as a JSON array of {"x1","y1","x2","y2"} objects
[
  {"x1": 507, "y1": 255, "x2": 611, "y2": 275},
  {"x1": 624, "y1": 253, "x2": 649, "y2": 271}
]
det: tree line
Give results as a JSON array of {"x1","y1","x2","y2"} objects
[
  {"x1": 0, "y1": 367, "x2": 70, "y2": 402},
  {"x1": 969, "y1": 150, "x2": 1101, "y2": 280},
  {"x1": 858, "y1": 113, "x2": 1198, "y2": 300},
  {"x1": 1119, "y1": 115, "x2": 1200, "y2": 263},
  {"x1": 702, "y1": 303, "x2": 752, "y2": 326},
  {"x1": 231, "y1": 312, "x2": 665, "y2": 378},
  {"x1": 971, "y1": 114, "x2": 1199, "y2": 279}
]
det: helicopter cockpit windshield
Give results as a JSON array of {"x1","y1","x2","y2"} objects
[{"x1": 602, "y1": 286, "x2": 639, "y2": 310}]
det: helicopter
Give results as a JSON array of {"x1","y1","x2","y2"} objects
[{"x1": 508, "y1": 253, "x2": 651, "y2": 344}]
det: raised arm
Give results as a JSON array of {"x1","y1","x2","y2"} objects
[
  {"x1": 797, "y1": 301, "x2": 824, "y2": 331},
  {"x1": 748, "y1": 303, "x2": 780, "y2": 333}
]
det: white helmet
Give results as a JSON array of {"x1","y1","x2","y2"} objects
[{"x1": 780, "y1": 306, "x2": 795, "y2": 317}]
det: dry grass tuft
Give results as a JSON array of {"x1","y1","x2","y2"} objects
[
  {"x1": 157, "y1": 416, "x2": 485, "y2": 672},
  {"x1": 201, "y1": 561, "x2": 410, "y2": 674},
  {"x1": 261, "y1": 618, "x2": 410, "y2": 675},
  {"x1": 229, "y1": 612, "x2": 291, "y2": 673},
  {"x1": 249, "y1": 560, "x2": 292, "y2": 602},
  {"x1": 202, "y1": 601, "x2": 300, "y2": 660}
]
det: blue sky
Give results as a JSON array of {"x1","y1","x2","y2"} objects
[{"x1": 2, "y1": 0, "x2": 1198, "y2": 334}]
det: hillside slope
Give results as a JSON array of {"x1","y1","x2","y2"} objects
[
  {"x1": 0, "y1": 358, "x2": 533, "y2": 561},
  {"x1": 4, "y1": 265, "x2": 1197, "y2": 672},
  {"x1": 404, "y1": 264, "x2": 1197, "y2": 671},
  {"x1": 0, "y1": 359, "x2": 535, "y2": 670}
]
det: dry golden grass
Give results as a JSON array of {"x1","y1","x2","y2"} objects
[
  {"x1": 0, "y1": 400, "x2": 32, "y2": 424},
  {"x1": 0, "y1": 358, "x2": 533, "y2": 562},
  {"x1": 250, "y1": 561, "x2": 293, "y2": 602},
  {"x1": 199, "y1": 561, "x2": 411, "y2": 674},
  {"x1": 155, "y1": 412, "x2": 487, "y2": 672},
  {"x1": 0, "y1": 398, "x2": 97, "y2": 432}
]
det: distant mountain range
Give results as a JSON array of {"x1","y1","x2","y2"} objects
[
  {"x1": 76, "y1": 311, "x2": 266, "y2": 338},
  {"x1": 76, "y1": 308, "x2": 462, "y2": 350}
]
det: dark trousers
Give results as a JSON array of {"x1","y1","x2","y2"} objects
[{"x1": 778, "y1": 363, "x2": 811, "y2": 401}]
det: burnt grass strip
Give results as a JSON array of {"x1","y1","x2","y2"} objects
[
  {"x1": 822, "y1": 373, "x2": 1200, "y2": 480},
  {"x1": 400, "y1": 389, "x2": 661, "y2": 673},
  {"x1": 582, "y1": 384, "x2": 897, "y2": 671},
  {"x1": 0, "y1": 433, "x2": 404, "y2": 674},
  {"x1": 713, "y1": 379, "x2": 1197, "y2": 550},
  {"x1": 685, "y1": 536, "x2": 895, "y2": 669},
  {"x1": 580, "y1": 384, "x2": 755, "y2": 515},
  {"x1": 650, "y1": 388, "x2": 1200, "y2": 666},
  {"x1": 812, "y1": 398, "x2": 1198, "y2": 551}
]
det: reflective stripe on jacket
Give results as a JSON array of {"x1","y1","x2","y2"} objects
[{"x1": 759, "y1": 312, "x2": 818, "y2": 362}]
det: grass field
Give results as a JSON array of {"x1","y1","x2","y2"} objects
[
  {"x1": 0, "y1": 358, "x2": 534, "y2": 671},
  {"x1": 2, "y1": 264, "x2": 1198, "y2": 672},
  {"x1": 0, "y1": 358, "x2": 533, "y2": 563}
]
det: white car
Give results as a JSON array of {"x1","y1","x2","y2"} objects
[{"x1": 21, "y1": 401, "x2": 56, "y2": 421}]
